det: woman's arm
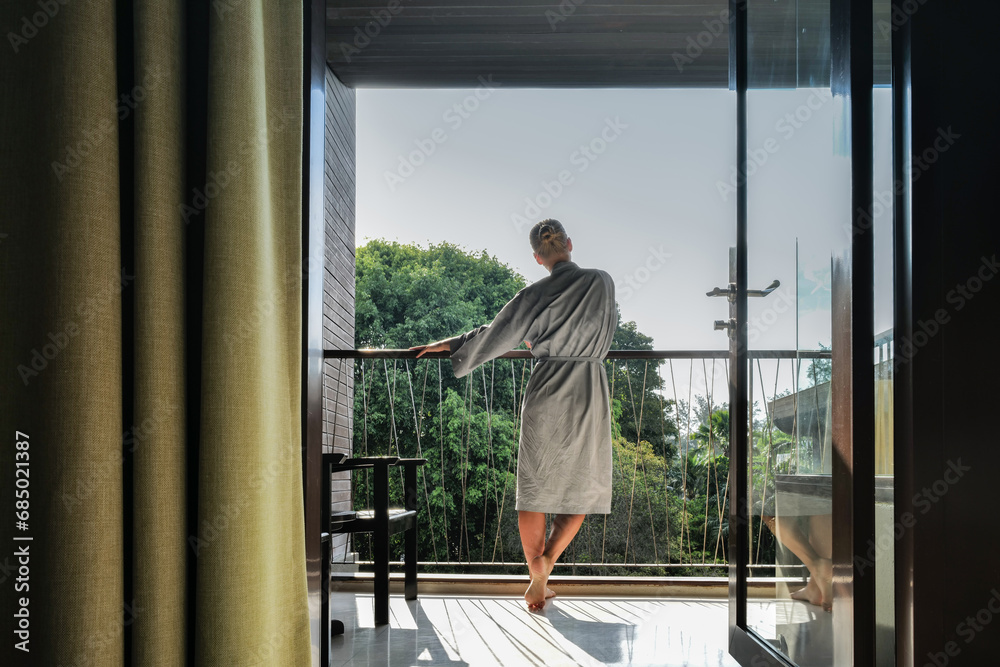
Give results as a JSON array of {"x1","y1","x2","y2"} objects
[
  {"x1": 410, "y1": 286, "x2": 541, "y2": 375},
  {"x1": 409, "y1": 336, "x2": 459, "y2": 358}
]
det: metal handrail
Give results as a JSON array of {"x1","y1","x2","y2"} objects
[
  {"x1": 323, "y1": 345, "x2": 844, "y2": 575},
  {"x1": 351, "y1": 560, "x2": 796, "y2": 570},
  {"x1": 324, "y1": 348, "x2": 832, "y2": 360}
]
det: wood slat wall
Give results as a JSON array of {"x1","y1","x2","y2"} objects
[
  {"x1": 326, "y1": 0, "x2": 891, "y2": 88},
  {"x1": 323, "y1": 65, "x2": 357, "y2": 562},
  {"x1": 327, "y1": 0, "x2": 732, "y2": 87}
]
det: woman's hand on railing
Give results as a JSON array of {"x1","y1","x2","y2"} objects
[{"x1": 410, "y1": 340, "x2": 452, "y2": 358}]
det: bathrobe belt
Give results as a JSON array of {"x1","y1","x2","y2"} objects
[{"x1": 536, "y1": 356, "x2": 604, "y2": 363}]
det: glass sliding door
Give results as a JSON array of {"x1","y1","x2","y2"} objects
[
  {"x1": 728, "y1": 0, "x2": 878, "y2": 664},
  {"x1": 745, "y1": 0, "x2": 847, "y2": 663},
  {"x1": 872, "y1": 0, "x2": 895, "y2": 662}
]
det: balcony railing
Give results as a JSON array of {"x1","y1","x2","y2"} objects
[{"x1": 323, "y1": 347, "x2": 836, "y2": 578}]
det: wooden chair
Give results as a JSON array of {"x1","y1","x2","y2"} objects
[
  {"x1": 321, "y1": 453, "x2": 426, "y2": 628},
  {"x1": 320, "y1": 451, "x2": 360, "y2": 659}
]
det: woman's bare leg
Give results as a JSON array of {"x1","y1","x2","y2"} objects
[
  {"x1": 809, "y1": 513, "x2": 833, "y2": 558},
  {"x1": 518, "y1": 511, "x2": 585, "y2": 610},
  {"x1": 805, "y1": 513, "x2": 834, "y2": 611},
  {"x1": 763, "y1": 514, "x2": 833, "y2": 611},
  {"x1": 518, "y1": 510, "x2": 552, "y2": 599}
]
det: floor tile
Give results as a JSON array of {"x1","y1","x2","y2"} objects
[{"x1": 330, "y1": 593, "x2": 741, "y2": 666}]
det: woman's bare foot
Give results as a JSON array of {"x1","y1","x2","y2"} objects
[
  {"x1": 814, "y1": 558, "x2": 833, "y2": 612},
  {"x1": 525, "y1": 555, "x2": 553, "y2": 610},
  {"x1": 790, "y1": 577, "x2": 822, "y2": 606},
  {"x1": 790, "y1": 559, "x2": 833, "y2": 612},
  {"x1": 545, "y1": 587, "x2": 556, "y2": 600}
]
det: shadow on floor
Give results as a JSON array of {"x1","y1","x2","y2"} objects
[
  {"x1": 330, "y1": 593, "x2": 738, "y2": 666},
  {"x1": 542, "y1": 603, "x2": 633, "y2": 664}
]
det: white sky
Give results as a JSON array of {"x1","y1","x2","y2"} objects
[{"x1": 356, "y1": 86, "x2": 894, "y2": 362}]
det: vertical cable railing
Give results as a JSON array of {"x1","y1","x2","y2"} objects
[{"x1": 324, "y1": 348, "x2": 832, "y2": 575}]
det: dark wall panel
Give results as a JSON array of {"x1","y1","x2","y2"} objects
[{"x1": 903, "y1": 1, "x2": 1000, "y2": 664}]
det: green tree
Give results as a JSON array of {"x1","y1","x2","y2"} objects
[
  {"x1": 356, "y1": 239, "x2": 528, "y2": 353},
  {"x1": 692, "y1": 408, "x2": 730, "y2": 460},
  {"x1": 351, "y1": 238, "x2": 680, "y2": 571},
  {"x1": 803, "y1": 343, "x2": 832, "y2": 387},
  {"x1": 609, "y1": 316, "x2": 679, "y2": 461}
]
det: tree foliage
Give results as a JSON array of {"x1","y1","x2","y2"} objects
[{"x1": 348, "y1": 239, "x2": 784, "y2": 575}]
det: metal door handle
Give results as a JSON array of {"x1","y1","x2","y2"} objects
[
  {"x1": 706, "y1": 280, "x2": 780, "y2": 299},
  {"x1": 706, "y1": 283, "x2": 735, "y2": 300},
  {"x1": 748, "y1": 279, "x2": 780, "y2": 297}
]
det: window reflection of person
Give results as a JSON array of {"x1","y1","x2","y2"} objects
[{"x1": 762, "y1": 513, "x2": 833, "y2": 611}]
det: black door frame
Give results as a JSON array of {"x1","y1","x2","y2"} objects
[
  {"x1": 303, "y1": 0, "x2": 887, "y2": 665},
  {"x1": 726, "y1": 0, "x2": 877, "y2": 665},
  {"x1": 303, "y1": 0, "x2": 327, "y2": 665}
]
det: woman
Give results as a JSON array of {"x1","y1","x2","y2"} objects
[{"x1": 410, "y1": 219, "x2": 617, "y2": 611}]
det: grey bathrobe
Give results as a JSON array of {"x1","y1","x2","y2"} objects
[{"x1": 447, "y1": 260, "x2": 617, "y2": 514}]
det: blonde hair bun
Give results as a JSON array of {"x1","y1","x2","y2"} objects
[{"x1": 530, "y1": 219, "x2": 568, "y2": 259}]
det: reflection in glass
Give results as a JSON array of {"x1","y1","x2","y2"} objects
[
  {"x1": 744, "y1": 0, "x2": 848, "y2": 664},
  {"x1": 873, "y1": 0, "x2": 895, "y2": 660},
  {"x1": 742, "y1": 0, "x2": 894, "y2": 664}
]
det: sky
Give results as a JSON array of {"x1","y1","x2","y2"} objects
[{"x1": 356, "y1": 86, "x2": 894, "y2": 367}]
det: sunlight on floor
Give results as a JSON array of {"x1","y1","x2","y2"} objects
[{"x1": 331, "y1": 593, "x2": 741, "y2": 666}]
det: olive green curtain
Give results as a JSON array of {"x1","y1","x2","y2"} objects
[{"x1": 0, "y1": 0, "x2": 311, "y2": 665}]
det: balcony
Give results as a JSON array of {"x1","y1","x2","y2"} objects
[
  {"x1": 322, "y1": 340, "x2": 901, "y2": 665},
  {"x1": 322, "y1": 347, "x2": 846, "y2": 586},
  {"x1": 328, "y1": 591, "x2": 741, "y2": 666}
]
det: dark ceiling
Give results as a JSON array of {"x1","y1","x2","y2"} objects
[{"x1": 326, "y1": 1, "x2": 891, "y2": 88}]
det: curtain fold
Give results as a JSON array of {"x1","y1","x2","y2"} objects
[
  {"x1": 1, "y1": 1, "x2": 123, "y2": 664},
  {"x1": 1, "y1": 0, "x2": 311, "y2": 664},
  {"x1": 194, "y1": 0, "x2": 309, "y2": 662},
  {"x1": 133, "y1": 0, "x2": 189, "y2": 663}
]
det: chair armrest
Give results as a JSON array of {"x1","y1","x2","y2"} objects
[
  {"x1": 323, "y1": 452, "x2": 348, "y2": 466},
  {"x1": 346, "y1": 456, "x2": 400, "y2": 466}
]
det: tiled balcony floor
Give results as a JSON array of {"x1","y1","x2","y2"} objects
[{"x1": 329, "y1": 592, "x2": 742, "y2": 666}]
